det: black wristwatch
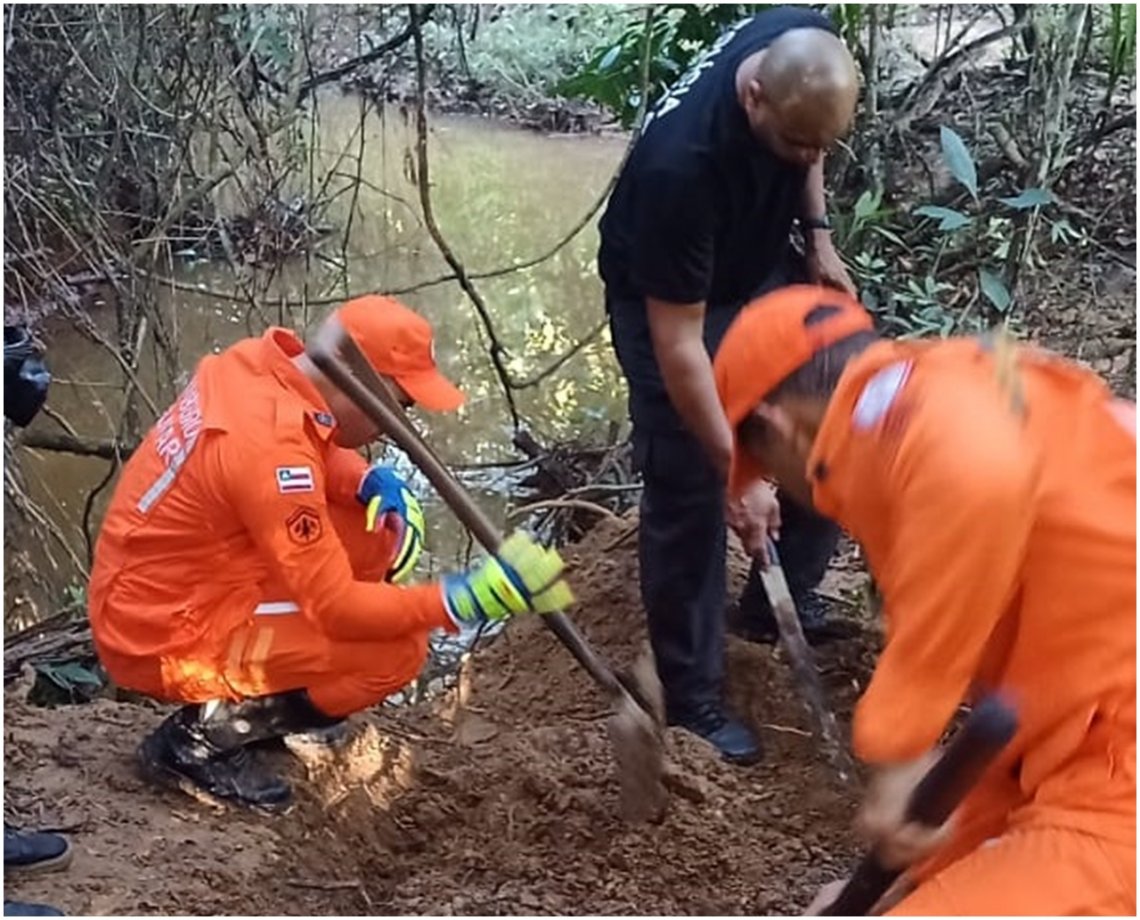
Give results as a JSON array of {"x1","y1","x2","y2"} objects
[{"x1": 801, "y1": 214, "x2": 832, "y2": 231}]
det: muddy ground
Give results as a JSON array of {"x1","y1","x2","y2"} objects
[{"x1": 5, "y1": 516, "x2": 878, "y2": 916}]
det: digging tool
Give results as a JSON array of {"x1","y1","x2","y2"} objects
[
  {"x1": 307, "y1": 317, "x2": 667, "y2": 822},
  {"x1": 817, "y1": 694, "x2": 1019, "y2": 916},
  {"x1": 757, "y1": 538, "x2": 857, "y2": 784}
]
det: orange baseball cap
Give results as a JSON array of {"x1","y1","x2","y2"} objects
[
  {"x1": 713, "y1": 285, "x2": 874, "y2": 496},
  {"x1": 337, "y1": 295, "x2": 464, "y2": 413}
]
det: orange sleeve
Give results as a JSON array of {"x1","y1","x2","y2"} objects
[
  {"x1": 213, "y1": 428, "x2": 454, "y2": 642},
  {"x1": 324, "y1": 445, "x2": 368, "y2": 507},
  {"x1": 852, "y1": 376, "x2": 1036, "y2": 764}
]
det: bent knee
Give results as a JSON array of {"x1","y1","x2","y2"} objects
[{"x1": 307, "y1": 631, "x2": 431, "y2": 717}]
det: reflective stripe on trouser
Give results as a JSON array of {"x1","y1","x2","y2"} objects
[{"x1": 219, "y1": 612, "x2": 430, "y2": 717}]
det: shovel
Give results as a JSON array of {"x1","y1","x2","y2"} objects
[
  {"x1": 307, "y1": 317, "x2": 667, "y2": 823},
  {"x1": 757, "y1": 539, "x2": 857, "y2": 785},
  {"x1": 817, "y1": 694, "x2": 1018, "y2": 915}
]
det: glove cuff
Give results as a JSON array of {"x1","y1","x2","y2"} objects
[
  {"x1": 439, "y1": 575, "x2": 470, "y2": 630},
  {"x1": 355, "y1": 467, "x2": 371, "y2": 505}
]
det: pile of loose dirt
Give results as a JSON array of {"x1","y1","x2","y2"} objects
[{"x1": 5, "y1": 514, "x2": 878, "y2": 916}]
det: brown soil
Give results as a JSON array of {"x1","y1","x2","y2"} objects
[{"x1": 5, "y1": 515, "x2": 878, "y2": 916}]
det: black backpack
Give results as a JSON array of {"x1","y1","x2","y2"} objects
[{"x1": 4, "y1": 325, "x2": 52, "y2": 427}]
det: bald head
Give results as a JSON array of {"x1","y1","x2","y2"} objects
[{"x1": 738, "y1": 28, "x2": 859, "y2": 164}]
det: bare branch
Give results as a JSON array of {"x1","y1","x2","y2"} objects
[{"x1": 296, "y1": 9, "x2": 433, "y2": 103}]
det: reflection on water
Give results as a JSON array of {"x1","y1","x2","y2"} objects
[{"x1": 17, "y1": 96, "x2": 632, "y2": 604}]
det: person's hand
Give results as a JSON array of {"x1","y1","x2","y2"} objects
[
  {"x1": 725, "y1": 479, "x2": 781, "y2": 567},
  {"x1": 440, "y1": 531, "x2": 574, "y2": 628},
  {"x1": 806, "y1": 233, "x2": 857, "y2": 298},
  {"x1": 856, "y1": 752, "x2": 953, "y2": 869},
  {"x1": 356, "y1": 464, "x2": 425, "y2": 583}
]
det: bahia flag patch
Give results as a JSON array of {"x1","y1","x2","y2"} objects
[{"x1": 276, "y1": 465, "x2": 315, "y2": 494}]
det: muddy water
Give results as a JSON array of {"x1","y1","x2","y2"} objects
[{"x1": 15, "y1": 96, "x2": 631, "y2": 610}]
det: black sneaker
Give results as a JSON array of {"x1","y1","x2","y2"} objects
[
  {"x1": 667, "y1": 704, "x2": 763, "y2": 766},
  {"x1": 137, "y1": 708, "x2": 291, "y2": 811},
  {"x1": 730, "y1": 593, "x2": 861, "y2": 647},
  {"x1": 3, "y1": 826, "x2": 72, "y2": 876},
  {"x1": 797, "y1": 595, "x2": 862, "y2": 644}
]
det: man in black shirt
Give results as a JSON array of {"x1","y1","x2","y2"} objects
[{"x1": 598, "y1": 8, "x2": 860, "y2": 764}]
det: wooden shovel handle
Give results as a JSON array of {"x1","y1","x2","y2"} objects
[
  {"x1": 306, "y1": 318, "x2": 634, "y2": 704},
  {"x1": 818, "y1": 695, "x2": 1018, "y2": 916}
]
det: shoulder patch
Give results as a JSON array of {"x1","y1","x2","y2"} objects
[
  {"x1": 276, "y1": 465, "x2": 315, "y2": 493},
  {"x1": 852, "y1": 361, "x2": 912, "y2": 431},
  {"x1": 286, "y1": 506, "x2": 323, "y2": 545}
]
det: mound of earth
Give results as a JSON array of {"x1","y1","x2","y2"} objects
[{"x1": 5, "y1": 514, "x2": 879, "y2": 916}]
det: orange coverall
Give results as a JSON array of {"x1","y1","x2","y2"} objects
[
  {"x1": 88, "y1": 328, "x2": 455, "y2": 717},
  {"x1": 799, "y1": 336, "x2": 1135, "y2": 914}
]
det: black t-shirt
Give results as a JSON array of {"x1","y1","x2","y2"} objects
[
  {"x1": 599, "y1": 6, "x2": 834, "y2": 306},
  {"x1": 598, "y1": 5, "x2": 836, "y2": 432}
]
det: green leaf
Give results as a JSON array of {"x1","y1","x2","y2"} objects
[
  {"x1": 914, "y1": 205, "x2": 972, "y2": 231},
  {"x1": 870, "y1": 226, "x2": 907, "y2": 247},
  {"x1": 598, "y1": 43, "x2": 622, "y2": 72},
  {"x1": 940, "y1": 126, "x2": 978, "y2": 200},
  {"x1": 999, "y1": 188, "x2": 1053, "y2": 210},
  {"x1": 1050, "y1": 218, "x2": 1077, "y2": 244},
  {"x1": 979, "y1": 268, "x2": 1011, "y2": 313},
  {"x1": 854, "y1": 188, "x2": 882, "y2": 221}
]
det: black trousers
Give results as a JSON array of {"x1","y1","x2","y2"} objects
[
  {"x1": 629, "y1": 427, "x2": 838, "y2": 717},
  {"x1": 607, "y1": 258, "x2": 838, "y2": 717}
]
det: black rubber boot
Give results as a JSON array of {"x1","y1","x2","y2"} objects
[{"x1": 137, "y1": 690, "x2": 340, "y2": 810}]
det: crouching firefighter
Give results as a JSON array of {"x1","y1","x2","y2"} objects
[
  {"x1": 88, "y1": 295, "x2": 573, "y2": 811},
  {"x1": 713, "y1": 286, "x2": 1135, "y2": 915}
]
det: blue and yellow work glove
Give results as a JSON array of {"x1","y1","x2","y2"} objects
[
  {"x1": 440, "y1": 531, "x2": 575, "y2": 629},
  {"x1": 356, "y1": 464, "x2": 425, "y2": 584}
]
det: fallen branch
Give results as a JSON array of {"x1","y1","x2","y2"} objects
[
  {"x1": 4, "y1": 618, "x2": 94, "y2": 684},
  {"x1": 760, "y1": 723, "x2": 812, "y2": 738},
  {"x1": 506, "y1": 497, "x2": 621, "y2": 523},
  {"x1": 896, "y1": 20, "x2": 1024, "y2": 130},
  {"x1": 1076, "y1": 112, "x2": 1135, "y2": 150},
  {"x1": 17, "y1": 430, "x2": 137, "y2": 462},
  {"x1": 286, "y1": 879, "x2": 365, "y2": 892},
  {"x1": 599, "y1": 521, "x2": 640, "y2": 554}
]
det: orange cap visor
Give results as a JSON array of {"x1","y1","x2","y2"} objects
[
  {"x1": 713, "y1": 285, "x2": 873, "y2": 497},
  {"x1": 336, "y1": 295, "x2": 464, "y2": 413}
]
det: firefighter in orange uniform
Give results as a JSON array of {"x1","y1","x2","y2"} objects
[
  {"x1": 89, "y1": 295, "x2": 573, "y2": 810},
  {"x1": 712, "y1": 285, "x2": 1135, "y2": 915}
]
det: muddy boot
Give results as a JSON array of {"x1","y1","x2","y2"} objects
[
  {"x1": 137, "y1": 690, "x2": 338, "y2": 810},
  {"x1": 137, "y1": 705, "x2": 291, "y2": 810}
]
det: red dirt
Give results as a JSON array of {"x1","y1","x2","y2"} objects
[{"x1": 5, "y1": 514, "x2": 879, "y2": 915}]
